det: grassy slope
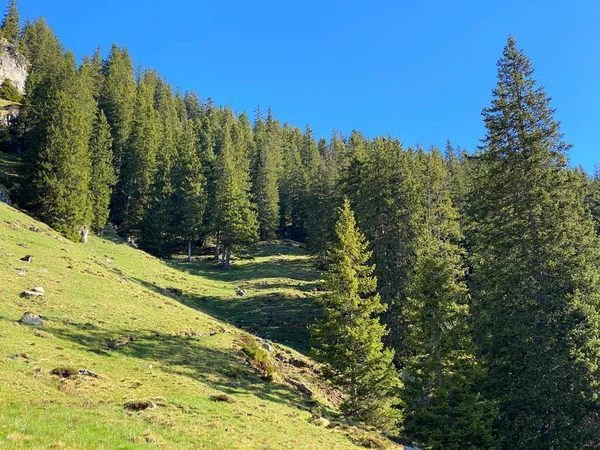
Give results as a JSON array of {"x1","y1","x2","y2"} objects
[{"x1": 0, "y1": 202, "x2": 398, "y2": 449}]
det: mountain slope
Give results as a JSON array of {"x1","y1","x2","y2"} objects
[{"x1": 0, "y1": 202, "x2": 397, "y2": 449}]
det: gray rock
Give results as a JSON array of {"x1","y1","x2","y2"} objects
[
  {"x1": 285, "y1": 377, "x2": 314, "y2": 397},
  {"x1": 0, "y1": 184, "x2": 11, "y2": 206},
  {"x1": 261, "y1": 339, "x2": 274, "y2": 353},
  {"x1": 20, "y1": 312, "x2": 43, "y2": 325},
  {"x1": 236, "y1": 288, "x2": 247, "y2": 296},
  {"x1": 23, "y1": 286, "x2": 44, "y2": 297}
]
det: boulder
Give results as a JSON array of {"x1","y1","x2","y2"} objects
[
  {"x1": 236, "y1": 288, "x2": 247, "y2": 296},
  {"x1": 285, "y1": 377, "x2": 314, "y2": 397},
  {"x1": 20, "y1": 255, "x2": 32, "y2": 263},
  {"x1": 23, "y1": 286, "x2": 44, "y2": 297},
  {"x1": 20, "y1": 312, "x2": 43, "y2": 325}
]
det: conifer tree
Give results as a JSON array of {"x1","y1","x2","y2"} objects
[
  {"x1": 253, "y1": 107, "x2": 281, "y2": 240},
  {"x1": 33, "y1": 54, "x2": 94, "y2": 241},
  {"x1": 279, "y1": 124, "x2": 311, "y2": 240},
  {"x1": 471, "y1": 36, "x2": 600, "y2": 448},
  {"x1": 172, "y1": 120, "x2": 206, "y2": 261},
  {"x1": 1, "y1": 0, "x2": 19, "y2": 44},
  {"x1": 214, "y1": 121, "x2": 259, "y2": 268},
  {"x1": 99, "y1": 44, "x2": 136, "y2": 178},
  {"x1": 89, "y1": 110, "x2": 116, "y2": 234},
  {"x1": 310, "y1": 198, "x2": 401, "y2": 432},
  {"x1": 140, "y1": 78, "x2": 179, "y2": 255},
  {"x1": 401, "y1": 149, "x2": 497, "y2": 450},
  {"x1": 115, "y1": 70, "x2": 161, "y2": 237}
]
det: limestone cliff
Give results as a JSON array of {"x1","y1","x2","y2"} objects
[{"x1": 0, "y1": 38, "x2": 28, "y2": 94}]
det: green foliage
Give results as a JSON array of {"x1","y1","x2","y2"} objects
[
  {"x1": 401, "y1": 149, "x2": 497, "y2": 450},
  {"x1": 470, "y1": 36, "x2": 600, "y2": 448},
  {"x1": 241, "y1": 339, "x2": 276, "y2": 379},
  {"x1": 214, "y1": 118, "x2": 259, "y2": 267},
  {"x1": 252, "y1": 107, "x2": 281, "y2": 240},
  {"x1": 0, "y1": 78, "x2": 21, "y2": 102},
  {"x1": 1, "y1": 0, "x2": 19, "y2": 44},
  {"x1": 88, "y1": 109, "x2": 115, "y2": 234},
  {"x1": 310, "y1": 198, "x2": 401, "y2": 432},
  {"x1": 171, "y1": 120, "x2": 207, "y2": 259}
]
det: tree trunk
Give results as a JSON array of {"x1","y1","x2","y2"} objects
[
  {"x1": 214, "y1": 232, "x2": 220, "y2": 261},
  {"x1": 187, "y1": 240, "x2": 192, "y2": 262},
  {"x1": 225, "y1": 246, "x2": 231, "y2": 270}
]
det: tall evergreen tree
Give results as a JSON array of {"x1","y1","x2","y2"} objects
[
  {"x1": 401, "y1": 149, "x2": 497, "y2": 450},
  {"x1": 114, "y1": 69, "x2": 161, "y2": 237},
  {"x1": 172, "y1": 120, "x2": 207, "y2": 261},
  {"x1": 99, "y1": 44, "x2": 136, "y2": 181},
  {"x1": 253, "y1": 107, "x2": 281, "y2": 240},
  {"x1": 33, "y1": 54, "x2": 94, "y2": 241},
  {"x1": 471, "y1": 36, "x2": 600, "y2": 448},
  {"x1": 88, "y1": 109, "x2": 116, "y2": 234},
  {"x1": 1, "y1": 0, "x2": 19, "y2": 44},
  {"x1": 214, "y1": 120, "x2": 259, "y2": 268},
  {"x1": 310, "y1": 198, "x2": 400, "y2": 432}
]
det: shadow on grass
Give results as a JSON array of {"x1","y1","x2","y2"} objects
[
  {"x1": 167, "y1": 257, "x2": 318, "y2": 284},
  {"x1": 131, "y1": 276, "x2": 322, "y2": 355},
  {"x1": 43, "y1": 322, "x2": 329, "y2": 416}
]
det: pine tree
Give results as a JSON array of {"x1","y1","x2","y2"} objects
[
  {"x1": 310, "y1": 198, "x2": 401, "y2": 432},
  {"x1": 279, "y1": 124, "x2": 309, "y2": 240},
  {"x1": 401, "y1": 149, "x2": 497, "y2": 450},
  {"x1": 140, "y1": 78, "x2": 179, "y2": 255},
  {"x1": 115, "y1": 69, "x2": 161, "y2": 237},
  {"x1": 214, "y1": 120, "x2": 259, "y2": 268},
  {"x1": 253, "y1": 107, "x2": 281, "y2": 240},
  {"x1": 1, "y1": 0, "x2": 19, "y2": 44},
  {"x1": 88, "y1": 110, "x2": 116, "y2": 234},
  {"x1": 172, "y1": 120, "x2": 206, "y2": 261},
  {"x1": 471, "y1": 36, "x2": 600, "y2": 448},
  {"x1": 99, "y1": 44, "x2": 136, "y2": 181},
  {"x1": 33, "y1": 54, "x2": 94, "y2": 241}
]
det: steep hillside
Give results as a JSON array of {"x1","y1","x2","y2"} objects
[{"x1": 0, "y1": 202, "x2": 398, "y2": 449}]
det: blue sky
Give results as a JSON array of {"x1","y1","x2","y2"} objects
[{"x1": 17, "y1": 0, "x2": 600, "y2": 172}]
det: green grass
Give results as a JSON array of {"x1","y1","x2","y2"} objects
[{"x1": 0, "y1": 202, "x2": 398, "y2": 449}]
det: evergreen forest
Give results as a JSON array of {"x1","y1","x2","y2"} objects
[{"x1": 2, "y1": 1, "x2": 600, "y2": 448}]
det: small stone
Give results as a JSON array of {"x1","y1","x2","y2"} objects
[
  {"x1": 39, "y1": 268, "x2": 48, "y2": 273},
  {"x1": 17, "y1": 269, "x2": 26, "y2": 276},
  {"x1": 261, "y1": 339, "x2": 274, "y2": 353},
  {"x1": 18, "y1": 243, "x2": 28, "y2": 248},
  {"x1": 29, "y1": 226, "x2": 41, "y2": 232},
  {"x1": 23, "y1": 286, "x2": 44, "y2": 297},
  {"x1": 236, "y1": 288, "x2": 247, "y2": 296},
  {"x1": 20, "y1": 312, "x2": 43, "y2": 325},
  {"x1": 144, "y1": 363, "x2": 153, "y2": 370}
]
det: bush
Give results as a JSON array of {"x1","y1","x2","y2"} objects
[
  {"x1": 241, "y1": 339, "x2": 276, "y2": 380},
  {"x1": 0, "y1": 79, "x2": 21, "y2": 103}
]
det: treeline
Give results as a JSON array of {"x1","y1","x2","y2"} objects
[{"x1": 5, "y1": 1, "x2": 600, "y2": 448}]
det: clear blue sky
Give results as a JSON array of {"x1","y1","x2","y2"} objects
[{"x1": 17, "y1": 0, "x2": 600, "y2": 172}]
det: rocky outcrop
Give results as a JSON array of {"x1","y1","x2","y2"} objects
[{"x1": 0, "y1": 38, "x2": 28, "y2": 94}]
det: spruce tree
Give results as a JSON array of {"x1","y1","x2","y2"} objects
[
  {"x1": 140, "y1": 78, "x2": 179, "y2": 255},
  {"x1": 471, "y1": 36, "x2": 600, "y2": 448},
  {"x1": 214, "y1": 120, "x2": 259, "y2": 268},
  {"x1": 88, "y1": 110, "x2": 116, "y2": 234},
  {"x1": 253, "y1": 107, "x2": 281, "y2": 240},
  {"x1": 99, "y1": 44, "x2": 136, "y2": 180},
  {"x1": 115, "y1": 69, "x2": 161, "y2": 237},
  {"x1": 33, "y1": 54, "x2": 94, "y2": 241},
  {"x1": 401, "y1": 149, "x2": 497, "y2": 450},
  {"x1": 310, "y1": 198, "x2": 401, "y2": 432},
  {"x1": 172, "y1": 120, "x2": 206, "y2": 261},
  {"x1": 1, "y1": 0, "x2": 19, "y2": 44}
]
